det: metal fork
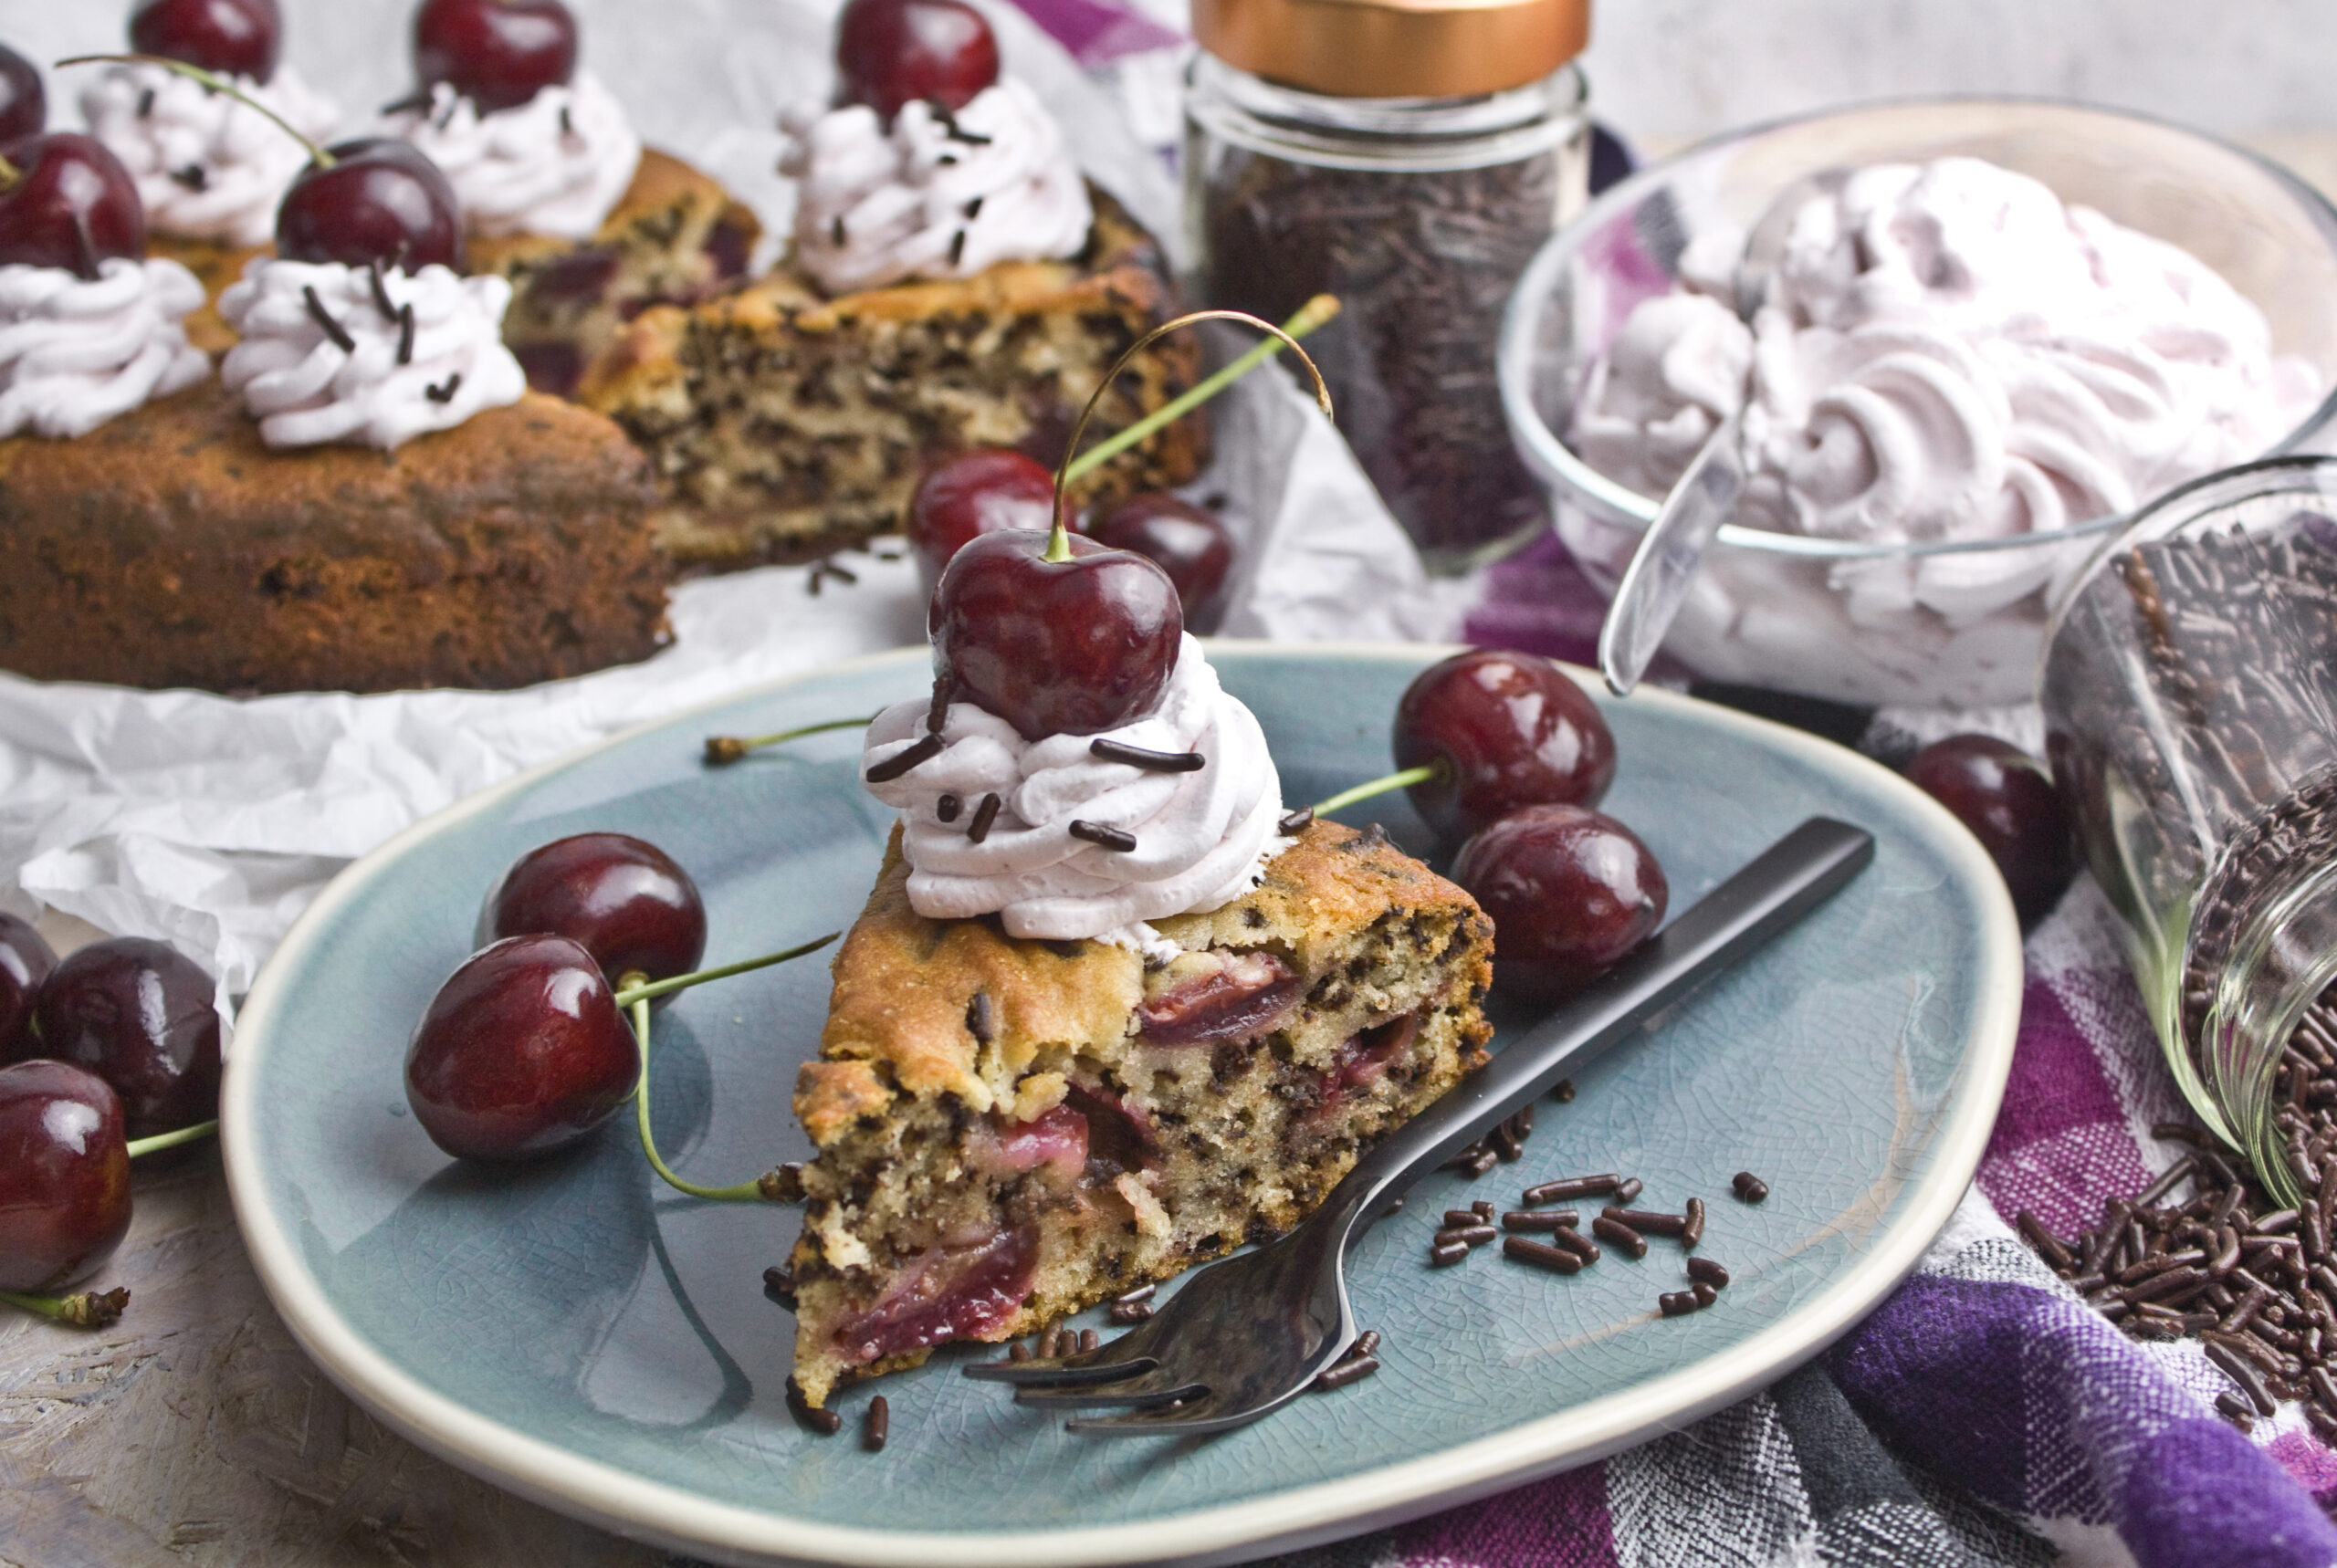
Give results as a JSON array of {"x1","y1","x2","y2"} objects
[{"x1": 964, "y1": 816, "x2": 1876, "y2": 1435}]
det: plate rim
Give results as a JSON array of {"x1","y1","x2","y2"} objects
[{"x1": 223, "y1": 640, "x2": 2023, "y2": 1568}]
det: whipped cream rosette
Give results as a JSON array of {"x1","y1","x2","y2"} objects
[
  {"x1": 387, "y1": 73, "x2": 640, "y2": 241},
  {"x1": 782, "y1": 78, "x2": 1092, "y2": 296},
  {"x1": 0, "y1": 256, "x2": 211, "y2": 439},
  {"x1": 862, "y1": 635, "x2": 1284, "y2": 945},
  {"x1": 1571, "y1": 157, "x2": 2323, "y2": 623},
  {"x1": 217, "y1": 256, "x2": 526, "y2": 449},
  {"x1": 81, "y1": 61, "x2": 340, "y2": 248}
]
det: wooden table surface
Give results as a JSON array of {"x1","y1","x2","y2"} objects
[{"x1": 7, "y1": 131, "x2": 2336, "y2": 1568}]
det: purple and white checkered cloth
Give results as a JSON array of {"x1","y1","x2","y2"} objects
[{"x1": 1239, "y1": 549, "x2": 2337, "y2": 1566}]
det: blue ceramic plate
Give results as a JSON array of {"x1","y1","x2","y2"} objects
[{"x1": 224, "y1": 644, "x2": 2020, "y2": 1567}]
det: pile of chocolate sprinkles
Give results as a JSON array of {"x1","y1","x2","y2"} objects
[{"x1": 2017, "y1": 1051, "x2": 2337, "y2": 1441}]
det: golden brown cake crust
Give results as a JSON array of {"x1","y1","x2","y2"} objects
[
  {"x1": 797, "y1": 819, "x2": 1488, "y2": 1143},
  {"x1": 589, "y1": 186, "x2": 1207, "y2": 570},
  {"x1": 147, "y1": 233, "x2": 263, "y2": 357},
  {"x1": 0, "y1": 383, "x2": 671, "y2": 694}
]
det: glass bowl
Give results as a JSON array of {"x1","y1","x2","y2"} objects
[{"x1": 1496, "y1": 99, "x2": 2337, "y2": 709}]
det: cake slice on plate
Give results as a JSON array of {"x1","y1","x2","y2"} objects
[{"x1": 780, "y1": 516, "x2": 1491, "y2": 1407}]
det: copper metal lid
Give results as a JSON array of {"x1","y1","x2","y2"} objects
[{"x1": 1190, "y1": 0, "x2": 1592, "y2": 99}]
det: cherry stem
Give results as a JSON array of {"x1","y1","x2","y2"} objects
[
  {"x1": 703, "y1": 713, "x2": 878, "y2": 767},
  {"x1": 625, "y1": 995, "x2": 770, "y2": 1202},
  {"x1": 126, "y1": 1120, "x2": 217, "y2": 1159},
  {"x1": 1310, "y1": 761, "x2": 1445, "y2": 819},
  {"x1": 1048, "y1": 298, "x2": 1340, "y2": 555},
  {"x1": 0, "y1": 1286, "x2": 129, "y2": 1328},
  {"x1": 609, "y1": 931, "x2": 838, "y2": 1009},
  {"x1": 56, "y1": 54, "x2": 336, "y2": 169}
]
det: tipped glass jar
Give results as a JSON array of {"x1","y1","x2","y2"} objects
[
  {"x1": 2043, "y1": 458, "x2": 2337, "y2": 1205},
  {"x1": 1183, "y1": 0, "x2": 1592, "y2": 573}
]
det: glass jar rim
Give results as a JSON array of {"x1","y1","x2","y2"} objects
[{"x1": 1185, "y1": 50, "x2": 1587, "y2": 173}]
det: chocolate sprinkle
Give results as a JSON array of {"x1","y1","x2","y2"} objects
[
  {"x1": 947, "y1": 230, "x2": 966, "y2": 267},
  {"x1": 1436, "y1": 1224, "x2": 1497, "y2": 1248},
  {"x1": 1278, "y1": 807, "x2": 1315, "y2": 836},
  {"x1": 396, "y1": 303, "x2": 415, "y2": 367},
  {"x1": 1351, "y1": 1330, "x2": 1381, "y2": 1360},
  {"x1": 1502, "y1": 1209, "x2": 1578, "y2": 1232},
  {"x1": 303, "y1": 286, "x2": 356, "y2": 352},
  {"x1": 170, "y1": 163, "x2": 208, "y2": 191},
  {"x1": 864, "y1": 1395, "x2": 889, "y2": 1452},
  {"x1": 1314, "y1": 1354, "x2": 1380, "y2": 1391},
  {"x1": 1079, "y1": 1329, "x2": 1101, "y2": 1353},
  {"x1": 1658, "y1": 1291, "x2": 1699, "y2": 1317},
  {"x1": 968, "y1": 793, "x2": 1002, "y2": 842},
  {"x1": 786, "y1": 1378, "x2": 843, "y2": 1436},
  {"x1": 1733, "y1": 1172, "x2": 1770, "y2": 1203},
  {"x1": 137, "y1": 88, "x2": 155, "y2": 118},
  {"x1": 832, "y1": 215, "x2": 845, "y2": 247},
  {"x1": 865, "y1": 732, "x2": 944, "y2": 783},
  {"x1": 1428, "y1": 1240, "x2": 1470, "y2": 1268},
  {"x1": 1613, "y1": 1177, "x2": 1644, "y2": 1207},
  {"x1": 1592, "y1": 1215, "x2": 1648, "y2": 1259},
  {"x1": 1605, "y1": 1207, "x2": 1687, "y2": 1238},
  {"x1": 1523, "y1": 1175, "x2": 1619, "y2": 1205},
  {"x1": 69, "y1": 211, "x2": 101, "y2": 283},
  {"x1": 368, "y1": 260, "x2": 399, "y2": 320},
  {"x1": 1682, "y1": 1197, "x2": 1706, "y2": 1251},
  {"x1": 1553, "y1": 1228, "x2": 1600, "y2": 1263},
  {"x1": 1069, "y1": 820, "x2": 1138, "y2": 852},
  {"x1": 1091, "y1": 737, "x2": 1205, "y2": 772},
  {"x1": 424, "y1": 371, "x2": 463, "y2": 404},
  {"x1": 1691, "y1": 1281, "x2": 1719, "y2": 1309},
  {"x1": 1443, "y1": 1209, "x2": 1483, "y2": 1228},
  {"x1": 964, "y1": 990, "x2": 995, "y2": 1045},
  {"x1": 1504, "y1": 1236, "x2": 1582, "y2": 1274},
  {"x1": 1686, "y1": 1257, "x2": 1730, "y2": 1289},
  {"x1": 1108, "y1": 1299, "x2": 1155, "y2": 1324},
  {"x1": 937, "y1": 793, "x2": 962, "y2": 823},
  {"x1": 1552, "y1": 1079, "x2": 1576, "y2": 1103}
]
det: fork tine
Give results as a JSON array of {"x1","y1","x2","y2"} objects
[
  {"x1": 962, "y1": 1346, "x2": 1158, "y2": 1387},
  {"x1": 1064, "y1": 1396, "x2": 1255, "y2": 1437},
  {"x1": 1011, "y1": 1367, "x2": 1206, "y2": 1408}
]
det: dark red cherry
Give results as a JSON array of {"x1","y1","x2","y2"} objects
[
  {"x1": 1088, "y1": 494, "x2": 1236, "y2": 636},
  {"x1": 278, "y1": 138, "x2": 464, "y2": 273},
  {"x1": 478, "y1": 833, "x2": 707, "y2": 987},
  {"x1": 130, "y1": 0, "x2": 283, "y2": 83},
  {"x1": 406, "y1": 934, "x2": 637, "y2": 1162},
  {"x1": 906, "y1": 447, "x2": 1055, "y2": 598},
  {"x1": 0, "y1": 913, "x2": 57, "y2": 1061},
  {"x1": 836, "y1": 0, "x2": 1000, "y2": 120},
  {"x1": 30, "y1": 937, "x2": 222, "y2": 1141},
  {"x1": 0, "y1": 133, "x2": 146, "y2": 277},
  {"x1": 932, "y1": 529, "x2": 1184, "y2": 741},
  {"x1": 1393, "y1": 649, "x2": 1618, "y2": 847},
  {"x1": 1908, "y1": 734, "x2": 2076, "y2": 927},
  {"x1": 414, "y1": 0, "x2": 580, "y2": 116},
  {"x1": 1452, "y1": 803, "x2": 1666, "y2": 1003},
  {"x1": 0, "y1": 44, "x2": 45, "y2": 144},
  {"x1": 0, "y1": 1060, "x2": 131, "y2": 1291}
]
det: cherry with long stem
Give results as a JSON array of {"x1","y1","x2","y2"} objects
[{"x1": 615, "y1": 932, "x2": 837, "y2": 1201}]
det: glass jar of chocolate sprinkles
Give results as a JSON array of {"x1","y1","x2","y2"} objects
[
  {"x1": 1184, "y1": 0, "x2": 1593, "y2": 572},
  {"x1": 2042, "y1": 459, "x2": 2337, "y2": 1206}
]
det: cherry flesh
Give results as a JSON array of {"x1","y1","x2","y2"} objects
[
  {"x1": 1908, "y1": 734, "x2": 2076, "y2": 927},
  {"x1": 1393, "y1": 649, "x2": 1618, "y2": 847},
  {"x1": 278, "y1": 138, "x2": 464, "y2": 274},
  {"x1": 478, "y1": 832, "x2": 707, "y2": 986},
  {"x1": 836, "y1": 0, "x2": 1000, "y2": 120},
  {"x1": 414, "y1": 0, "x2": 580, "y2": 115},
  {"x1": 906, "y1": 448, "x2": 1055, "y2": 598},
  {"x1": 405, "y1": 934, "x2": 637, "y2": 1162},
  {"x1": 0, "y1": 133, "x2": 146, "y2": 277},
  {"x1": 0, "y1": 913, "x2": 56, "y2": 1061},
  {"x1": 131, "y1": 0, "x2": 284, "y2": 83},
  {"x1": 30, "y1": 937, "x2": 223, "y2": 1141},
  {"x1": 1088, "y1": 495, "x2": 1236, "y2": 636},
  {"x1": 0, "y1": 44, "x2": 45, "y2": 144},
  {"x1": 932, "y1": 529, "x2": 1184, "y2": 741},
  {"x1": 0, "y1": 1061, "x2": 131, "y2": 1291},
  {"x1": 1452, "y1": 803, "x2": 1666, "y2": 1003}
]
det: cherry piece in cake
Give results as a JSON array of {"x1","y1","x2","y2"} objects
[
  {"x1": 0, "y1": 43, "x2": 45, "y2": 144},
  {"x1": 31, "y1": 937, "x2": 223, "y2": 1141},
  {"x1": 0, "y1": 133, "x2": 146, "y2": 278},
  {"x1": 1394, "y1": 649, "x2": 1617, "y2": 846},
  {"x1": 905, "y1": 448, "x2": 1054, "y2": 596},
  {"x1": 0, "y1": 1060, "x2": 132, "y2": 1291},
  {"x1": 931, "y1": 528, "x2": 1183, "y2": 741},
  {"x1": 836, "y1": 0, "x2": 1000, "y2": 120},
  {"x1": 130, "y1": 0, "x2": 284, "y2": 83},
  {"x1": 277, "y1": 137, "x2": 465, "y2": 273},
  {"x1": 1908, "y1": 734, "x2": 2075, "y2": 926},
  {"x1": 405, "y1": 934, "x2": 638, "y2": 1162},
  {"x1": 414, "y1": 0, "x2": 579, "y2": 115},
  {"x1": 478, "y1": 832, "x2": 707, "y2": 986},
  {"x1": 1087, "y1": 494, "x2": 1236, "y2": 635},
  {"x1": 1452, "y1": 802, "x2": 1665, "y2": 1002}
]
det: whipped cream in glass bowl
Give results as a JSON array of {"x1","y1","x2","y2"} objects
[
  {"x1": 860, "y1": 634, "x2": 1284, "y2": 948},
  {"x1": 81, "y1": 61, "x2": 341, "y2": 249},
  {"x1": 1499, "y1": 101, "x2": 2337, "y2": 710},
  {"x1": 781, "y1": 78, "x2": 1092, "y2": 297}
]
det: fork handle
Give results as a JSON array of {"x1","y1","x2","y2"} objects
[{"x1": 1321, "y1": 816, "x2": 1875, "y2": 1234}]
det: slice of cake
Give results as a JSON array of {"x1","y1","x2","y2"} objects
[
  {"x1": 787, "y1": 820, "x2": 1492, "y2": 1407},
  {"x1": 585, "y1": 186, "x2": 1204, "y2": 570},
  {"x1": 0, "y1": 382, "x2": 667, "y2": 694}
]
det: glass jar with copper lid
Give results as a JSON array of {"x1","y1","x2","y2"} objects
[{"x1": 1185, "y1": 0, "x2": 1593, "y2": 571}]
